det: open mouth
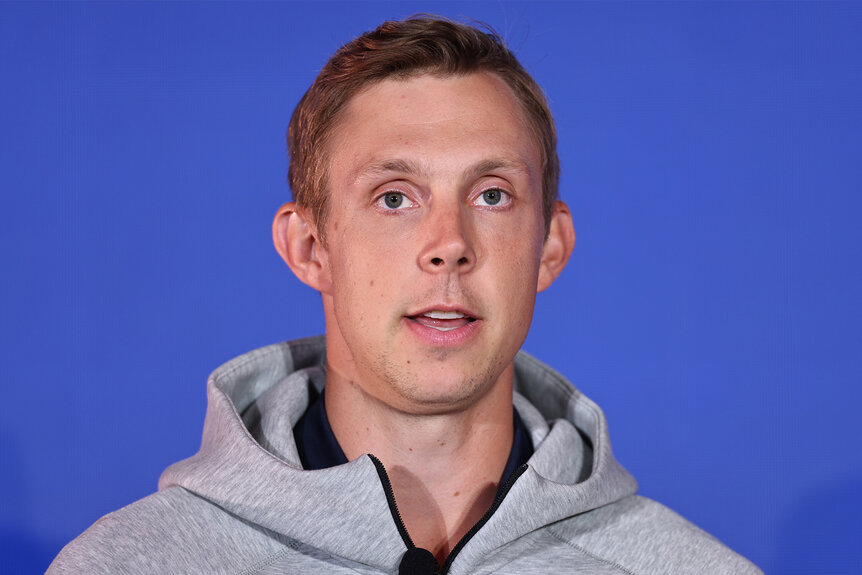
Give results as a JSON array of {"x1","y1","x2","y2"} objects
[{"x1": 408, "y1": 310, "x2": 477, "y2": 332}]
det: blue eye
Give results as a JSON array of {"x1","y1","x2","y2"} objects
[
  {"x1": 476, "y1": 188, "x2": 510, "y2": 207},
  {"x1": 384, "y1": 193, "x2": 404, "y2": 208},
  {"x1": 377, "y1": 191, "x2": 414, "y2": 210},
  {"x1": 482, "y1": 189, "x2": 502, "y2": 205}
]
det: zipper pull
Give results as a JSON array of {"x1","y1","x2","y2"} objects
[{"x1": 399, "y1": 547, "x2": 438, "y2": 575}]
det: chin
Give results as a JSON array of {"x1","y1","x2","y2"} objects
[{"x1": 374, "y1": 355, "x2": 505, "y2": 415}]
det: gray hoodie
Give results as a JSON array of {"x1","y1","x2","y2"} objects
[{"x1": 49, "y1": 336, "x2": 761, "y2": 574}]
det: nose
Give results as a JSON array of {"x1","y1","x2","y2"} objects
[{"x1": 417, "y1": 204, "x2": 476, "y2": 275}]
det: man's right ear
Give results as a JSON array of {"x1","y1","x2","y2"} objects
[{"x1": 272, "y1": 202, "x2": 332, "y2": 293}]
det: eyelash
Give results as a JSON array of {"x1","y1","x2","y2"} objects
[
  {"x1": 474, "y1": 187, "x2": 512, "y2": 207},
  {"x1": 375, "y1": 191, "x2": 415, "y2": 210}
]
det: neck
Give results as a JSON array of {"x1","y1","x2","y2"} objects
[{"x1": 324, "y1": 363, "x2": 515, "y2": 566}]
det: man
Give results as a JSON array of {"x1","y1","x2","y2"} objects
[{"x1": 50, "y1": 17, "x2": 760, "y2": 574}]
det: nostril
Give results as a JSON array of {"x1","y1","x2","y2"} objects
[
  {"x1": 457, "y1": 257, "x2": 468, "y2": 266},
  {"x1": 431, "y1": 257, "x2": 444, "y2": 266}
]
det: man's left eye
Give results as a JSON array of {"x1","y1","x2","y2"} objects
[
  {"x1": 377, "y1": 192, "x2": 415, "y2": 210},
  {"x1": 475, "y1": 188, "x2": 510, "y2": 207}
]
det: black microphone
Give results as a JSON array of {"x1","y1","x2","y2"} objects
[{"x1": 399, "y1": 547, "x2": 439, "y2": 575}]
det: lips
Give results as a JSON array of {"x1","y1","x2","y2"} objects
[{"x1": 407, "y1": 309, "x2": 477, "y2": 332}]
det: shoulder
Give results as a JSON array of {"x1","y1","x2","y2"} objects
[
  {"x1": 545, "y1": 495, "x2": 762, "y2": 575},
  {"x1": 48, "y1": 487, "x2": 289, "y2": 575}
]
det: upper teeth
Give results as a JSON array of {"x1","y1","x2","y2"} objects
[{"x1": 423, "y1": 310, "x2": 465, "y2": 319}]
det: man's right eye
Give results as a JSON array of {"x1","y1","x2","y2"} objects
[{"x1": 377, "y1": 192, "x2": 414, "y2": 210}]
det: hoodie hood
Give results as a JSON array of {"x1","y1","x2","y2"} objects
[{"x1": 159, "y1": 336, "x2": 637, "y2": 574}]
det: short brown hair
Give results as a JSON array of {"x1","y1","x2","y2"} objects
[{"x1": 287, "y1": 16, "x2": 559, "y2": 241}]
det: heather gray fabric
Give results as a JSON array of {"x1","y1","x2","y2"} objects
[{"x1": 49, "y1": 336, "x2": 761, "y2": 574}]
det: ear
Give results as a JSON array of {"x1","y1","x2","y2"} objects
[
  {"x1": 272, "y1": 202, "x2": 332, "y2": 293},
  {"x1": 537, "y1": 201, "x2": 575, "y2": 292}
]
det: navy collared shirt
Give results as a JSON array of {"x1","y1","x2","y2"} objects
[{"x1": 294, "y1": 389, "x2": 533, "y2": 487}]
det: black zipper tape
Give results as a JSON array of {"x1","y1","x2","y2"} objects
[
  {"x1": 369, "y1": 454, "x2": 416, "y2": 550},
  {"x1": 369, "y1": 453, "x2": 529, "y2": 575},
  {"x1": 439, "y1": 463, "x2": 529, "y2": 575}
]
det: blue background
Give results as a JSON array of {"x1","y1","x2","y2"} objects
[{"x1": 2, "y1": 2, "x2": 860, "y2": 573}]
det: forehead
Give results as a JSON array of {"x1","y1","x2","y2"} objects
[{"x1": 327, "y1": 72, "x2": 541, "y2": 184}]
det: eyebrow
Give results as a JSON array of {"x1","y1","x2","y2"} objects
[
  {"x1": 354, "y1": 159, "x2": 425, "y2": 182},
  {"x1": 468, "y1": 158, "x2": 533, "y2": 181},
  {"x1": 352, "y1": 157, "x2": 533, "y2": 184}
]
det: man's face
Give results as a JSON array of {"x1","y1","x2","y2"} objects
[{"x1": 315, "y1": 72, "x2": 552, "y2": 414}]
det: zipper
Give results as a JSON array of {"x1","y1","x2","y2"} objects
[
  {"x1": 439, "y1": 463, "x2": 528, "y2": 575},
  {"x1": 369, "y1": 454, "x2": 528, "y2": 575},
  {"x1": 369, "y1": 454, "x2": 416, "y2": 549}
]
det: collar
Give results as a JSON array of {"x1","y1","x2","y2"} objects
[{"x1": 294, "y1": 388, "x2": 534, "y2": 486}]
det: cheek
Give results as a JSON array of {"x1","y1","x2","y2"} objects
[
  {"x1": 481, "y1": 221, "x2": 543, "y2": 323},
  {"x1": 481, "y1": 214, "x2": 544, "y2": 273},
  {"x1": 328, "y1": 229, "x2": 401, "y2": 317}
]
